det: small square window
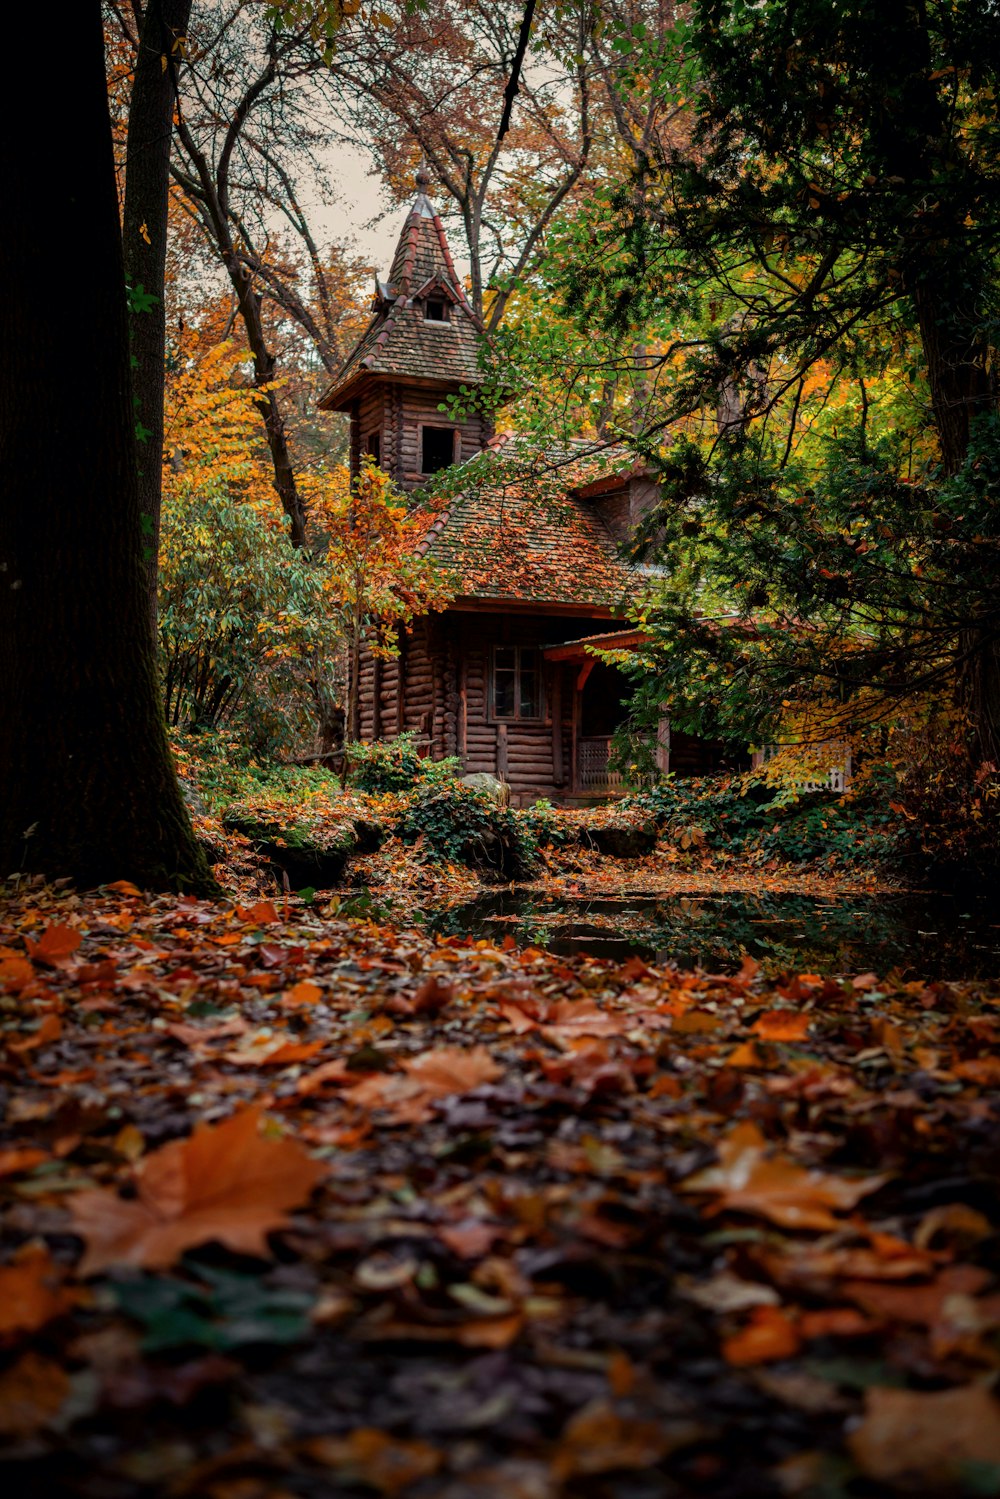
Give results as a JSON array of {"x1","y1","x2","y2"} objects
[
  {"x1": 421, "y1": 426, "x2": 456, "y2": 474},
  {"x1": 425, "y1": 298, "x2": 449, "y2": 322},
  {"x1": 492, "y1": 646, "x2": 541, "y2": 721}
]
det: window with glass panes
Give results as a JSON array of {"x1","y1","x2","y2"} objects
[{"x1": 492, "y1": 646, "x2": 541, "y2": 720}]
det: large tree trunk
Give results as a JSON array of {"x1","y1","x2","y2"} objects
[
  {"x1": 122, "y1": 0, "x2": 194, "y2": 623},
  {"x1": 0, "y1": 2, "x2": 216, "y2": 893}
]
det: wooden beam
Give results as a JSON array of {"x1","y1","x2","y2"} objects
[
  {"x1": 551, "y1": 667, "x2": 563, "y2": 786},
  {"x1": 576, "y1": 658, "x2": 596, "y2": 693}
]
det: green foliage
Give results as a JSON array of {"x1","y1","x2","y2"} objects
[
  {"x1": 112, "y1": 1265, "x2": 313, "y2": 1352},
  {"x1": 159, "y1": 480, "x2": 336, "y2": 752},
  {"x1": 346, "y1": 732, "x2": 461, "y2": 794},
  {"x1": 171, "y1": 728, "x2": 339, "y2": 814},
  {"x1": 623, "y1": 773, "x2": 906, "y2": 871},
  {"x1": 397, "y1": 783, "x2": 538, "y2": 880}
]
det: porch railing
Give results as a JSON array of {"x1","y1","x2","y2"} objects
[{"x1": 577, "y1": 736, "x2": 628, "y2": 793}]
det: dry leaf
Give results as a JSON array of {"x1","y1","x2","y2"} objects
[
  {"x1": 305, "y1": 1429, "x2": 441, "y2": 1496},
  {"x1": 752, "y1": 1010, "x2": 811, "y2": 1042},
  {"x1": 0, "y1": 1351, "x2": 70, "y2": 1437},
  {"x1": 722, "y1": 1306, "x2": 801, "y2": 1365},
  {"x1": 71, "y1": 1106, "x2": 324, "y2": 1274},
  {"x1": 401, "y1": 1045, "x2": 501, "y2": 1098},
  {"x1": 0, "y1": 1147, "x2": 49, "y2": 1178},
  {"x1": 848, "y1": 1384, "x2": 1000, "y2": 1490},
  {"x1": 681, "y1": 1122, "x2": 887, "y2": 1230},
  {"x1": 0, "y1": 1245, "x2": 79, "y2": 1344},
  {"x1": 24, "y1": 924, "x2": 82, "y2": 963}
]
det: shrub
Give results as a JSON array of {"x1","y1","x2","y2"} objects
[
  {"x1": 622, "y1": 772, "x2": 907, "y2": 870},
  {"x1": 346, "y1": 733, "x2": 461, "y2": 794},
  {"x1": 397, "y1": 783, "x2": 538, "y2": 880}
]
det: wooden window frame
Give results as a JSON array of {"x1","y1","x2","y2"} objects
[
  {"x1": 489, "y1": 644, "x2": 544, "y2": 724},
  {"x1": 418, "y1": 423, "x2": 460, "y2": 476},
  {"x1": 363, "y1": 428, "x2": 381, "y2": 464},
  {"x1": 423, "y1": 297, "x2": 451, "y2": 324}
]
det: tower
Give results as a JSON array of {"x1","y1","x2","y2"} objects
[{"x1": 318, "y1": 172, "x2": 491, "y2": 489}]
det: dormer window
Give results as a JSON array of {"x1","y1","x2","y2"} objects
[{"x1": 424, "y1": 298, "x2": 449, "y2": 323}]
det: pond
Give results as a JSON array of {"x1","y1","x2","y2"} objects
[{"x1": 420, "y1": 888, "x2": 1000, "y2": 980}]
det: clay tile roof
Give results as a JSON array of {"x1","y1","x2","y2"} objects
[
  {"x1": 421, "y1": 442, "x2": 641, "y2": 610},
  {"x1": 318, "y1": 186, "x2": 484, "y2": 410}
]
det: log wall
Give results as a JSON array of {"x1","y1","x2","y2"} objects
[
  {"x1": 348, "y1": 382, "x2": 491, "y2": 493},
  {"x1": 354, "y1": 609, "x2": 614, "y2": 804}
]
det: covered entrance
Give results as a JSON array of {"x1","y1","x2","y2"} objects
[{"x1": 543, "y1": 630, "x2": 666, "y2": 797}]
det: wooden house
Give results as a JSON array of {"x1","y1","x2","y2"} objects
[{"x1": 319, "y1": 176, "x2": 724, "y2": 803}]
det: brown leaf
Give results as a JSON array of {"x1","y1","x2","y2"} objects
[
  {"x1": 752, "y1": 1010, "x2": 811, "y2": 1042},
  {"x1": 553, "y1": 1400, "x2": 701, "y2": 1479},
  {"x1": 0, "y1": 1147, "x2": 49, "y2": 1179},
  {"x1": 848, "y1": 1384, "x2": 1000, "y2": 1490},
  {"x1": 0, "y1": 1245, "x2": 79, "y2": 1344},
  {"x1": 71, "y1": 1106, "x2": 324, "y2": 1274},
  {"x1": 401, "y1": 1045, "x2": 501, "y2": 1098},
  {"x1": 681, "y1": 1122, "x2": 887, "y2": 1231},
  {"x1": 305, "y1": 1429, "x2": 441, "y2": 1496},
  {"x1": 24, "y1": 924, "x2": 82, "y2": 963},
  {"x1": 722, "y1": 1306, "x2": 800, "y2": 1366},
  {"x1": 0, "y1": 1351, "x2": 70, "y2": 1437}
]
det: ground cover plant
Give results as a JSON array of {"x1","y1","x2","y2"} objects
[{"x1": 1, "y1": 881, "x2": 999, "y2": 1498}]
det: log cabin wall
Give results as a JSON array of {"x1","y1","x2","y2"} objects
[{"x1": 354, "y1": 609, "x2": 613, "y2": 805}]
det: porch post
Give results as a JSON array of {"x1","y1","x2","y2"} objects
[
  {"x1": 569, "y1": 683, "x2": 580, "y2": 793},
  {"x1": 551, "y1": 667, "x2": 563, "y2": 786}
]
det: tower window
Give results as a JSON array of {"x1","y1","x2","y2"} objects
[
  {"x1": 364, "y1": 430, "x2": 381, "y2": 464},
  {"x1": 424, "y1": 298, "x2": 449, "y2": 323},
  {"x1": 421, "y1": 426, "x2": 456, "y2": 475}
]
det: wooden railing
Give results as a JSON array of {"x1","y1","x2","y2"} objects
[{"x1": 577, "y1": 736, "x2": 628, "y2": 793}]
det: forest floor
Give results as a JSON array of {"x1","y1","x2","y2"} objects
[{"x1": 1, "y1": 871, "x2": 999, "y2": 1499}]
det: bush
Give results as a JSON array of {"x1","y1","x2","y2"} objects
[
  {"x1": 622, "y1": 772, "x2": 907, "y2": 870},
  {"x1": 346, "y1": 733, "x2": 461, "y2": 794},
  {"x1": 397, "y1": 783, "x2": 538, "y2": 880}
]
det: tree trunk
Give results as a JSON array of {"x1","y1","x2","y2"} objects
[
  {"x1": 0, "y1": 2, "x2": 216, "y2": 893},
  {"x1": 122, "y1": 0, "x2": 193, "y2": 625}
]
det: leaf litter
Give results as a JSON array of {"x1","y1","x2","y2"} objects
[{"x1": 0, "y1": 880, "x2": 998, "y2": 1496}]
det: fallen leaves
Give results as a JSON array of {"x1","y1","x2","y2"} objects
[
  {"x1": 848, "y1": 1384, "x2": 1000, "y2": 1490},
  {"x1": 681, "y1": 1121, "x2": 888, "y2": 1230},
  {"x1": 1, "y1": 877, "x2": 999, "y2": 1498},
  {"x1": 71, "y1": 1106, "x2": 324, "y2": 1274}
]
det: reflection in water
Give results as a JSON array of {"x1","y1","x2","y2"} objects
[{"x1": 422, "y1": 889, "x2": 1000, "y2": 979}]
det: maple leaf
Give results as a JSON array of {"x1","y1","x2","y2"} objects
[
  {"x1": 24, "y1": 924, "x2": 81, "y2": 963},
  {"x1": 400, "y1": 1045, "x2": 502, "y2": 1098},
  {"x1": 70, "y1": 1106, "x2": 324, "y2": 1275},
  {"x1": 681, "y1": 1122, "x2": 888, "y2": 1230}
]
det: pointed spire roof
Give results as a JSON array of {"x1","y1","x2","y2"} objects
[{"x1": 318, "y1": 174, "x2": 485, "y2": 411}]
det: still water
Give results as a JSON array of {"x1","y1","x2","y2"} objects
[{"x1": 421, "y1": 889, "x2": 1000, "y2": 980}]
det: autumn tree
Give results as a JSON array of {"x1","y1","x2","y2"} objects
[
  {"x1": 0, "y1": 2, "x2": 214, "y2": 892},
  {"x1": 545, "y1": 0, "x2": 1000, "y2": 785},
  {"x1": 316, "y1": 462, "x2": 454, "y2": 743}
]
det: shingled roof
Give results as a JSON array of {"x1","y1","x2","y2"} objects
[
  {"x1": 421, "y1": 441, "x2": 640, "y2": 610},
  {"x1": 319, "y1": 173, "x2": 485, "y2": 411}
]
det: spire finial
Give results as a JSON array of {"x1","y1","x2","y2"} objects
[{"x1": 415, "y1": 160, "x2": 431, "y2": 192}]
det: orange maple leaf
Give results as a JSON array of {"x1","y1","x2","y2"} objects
[
  {"x1": 400, "y1": 1045, "x2": 502, "y2": 1098},
  {"x1": 70, "y1": 1106, "x2": 324, "y2": 1275},
  {"x1": 681, "y1": 1121, "x2": 887, "y2": 1231},
  {"x1": 24, "y1": 925, "x2": 81, "y2": 964}
]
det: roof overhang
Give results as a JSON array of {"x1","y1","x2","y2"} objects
[
  {"x1": 444, "y1": 597, "x2": 628, "y2": 618},
  {"x1": 543, "y1": 628, "x2": 651, "y2": 662},
  {"x1": 318, "y1": 369, "x2": 486, "y2": 413}
]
